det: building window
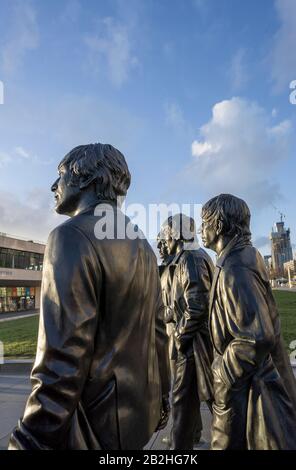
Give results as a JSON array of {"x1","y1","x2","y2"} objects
[
  {"x1": 0, "y1": 248, "x2": 43, "y2": 271},
  {"x1": 0, "y1": 286, "x2": 36, "y2": 313}
]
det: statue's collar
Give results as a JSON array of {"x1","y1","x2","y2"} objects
[
  {"x1": 76, "y1": 199, "x2": 118, "y2": 217},
  {"x1": 170, "y1": 240, "x2": 200, "y2": 266},
  {"x1": 216, "y1": 234, "x2": 252, "y2": 268}
]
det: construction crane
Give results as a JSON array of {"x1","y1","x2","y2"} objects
[{"x1": 271, "y1": 204, "x2": 285, "y2": 223}]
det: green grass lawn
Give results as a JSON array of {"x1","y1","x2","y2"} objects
[
  {"x1": 0, "y1": 290, "x2": 295, "y2": 358},
  {"x1": 0, "y1": 315, "x2": 39, "y2": 358},
  {"x1": 273, "y1": 290, "x2": 296, "y2": 351}
]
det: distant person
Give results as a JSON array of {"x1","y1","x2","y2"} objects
[
  {"x1": 201, "y1": 193, "x2": 296, "y2": 450},
  {"x1": 9, "y1": 143, "x2": 170, "y2": 450},
  {"x1": 163, "y1": 214, "x2": 214, "y2": 450}
]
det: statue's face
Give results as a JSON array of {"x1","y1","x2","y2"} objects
[
  {"x1": 166, "y1": 235, "x2": 177, "y2": 255},
  {"x1": 201, "y1": 216, "x2": 218, "y2": 250},
  {"x1": 157, "y1": 238, "x2": 168, "y2": 260},
  {"x1": 51, "y1": 163, "x2": 81, "y2": 216}
]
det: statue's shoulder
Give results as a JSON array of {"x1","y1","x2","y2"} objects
[
  {"x1": 47, "y1": 217, "x2": 87, "y2": 246},
  {"x1": 176, "y1": 250, "x2": 200, "y2": 278},
  {"x1": 220, "y1": 248, "x2": 258, "y2": 289},
  {"x1": 181, "y1": 247, "x2": 212, "y2": 268},
  {"x1": 223, "y1": 245, "x2": 259, "y2": 271}
]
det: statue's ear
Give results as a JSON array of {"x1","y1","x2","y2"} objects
[
  {"x1": 79, "y1": 175, "x2": 95, "y2": 190},
  {"x1": 216, "y1": 220, "x2": 223, "y2": 236}
]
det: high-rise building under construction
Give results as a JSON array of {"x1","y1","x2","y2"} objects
[{"x1": 270, "y1": 216, "x2": 293, "y2": 277}]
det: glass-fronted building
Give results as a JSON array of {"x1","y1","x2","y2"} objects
[
  {"x1": 0, "y1": 247, "x2": 43, "y2": 271},
  {"x1": 0, "y1": 233, "x2": 45, "y2": 313}
]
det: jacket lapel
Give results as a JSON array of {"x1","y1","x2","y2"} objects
[
  {"x1": 168, "y1": 249, "x2": 184, "y2": 311},
  {"x1": 208, "y1": 235, "x2": 251, "y2": 349},
  {"x1": 209, "y1": 265, "x2": 221, "y2": 315},
  {"x1": 208, "y1": 239, "x2": 234, "y2": 315},
  {"x1": 208, "y1": 235, "x2": 240, "y2": 347}
]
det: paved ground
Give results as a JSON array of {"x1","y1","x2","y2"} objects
[
  {"x1": 0, "y1": 373, "x2": 31, "y2": 449},
  {"x1": 145, "y1": 403, "x2": 212, "y2": 450},
  {"x1": 0, "y1": 371, "x2": 212, "y2": 450},
  {"x1": 1, "y1": 366, "x2": 296, "y2": 450},
  {"x1": 0, "y1": 309, "x2": 39, "y2": 323},
  {"x1": 273, "y1": 287, "x2": 296, "y2": 292}
]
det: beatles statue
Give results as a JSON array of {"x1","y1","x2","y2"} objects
[
  {"x1": 201, "y1": 193, "x2": 296, "y2": 450},
  {"x1": 158, "y1": 214, "x2": 214, "y2": 449},
  {"x1": 7, "y1": 147, "x2": 296, "y2": 451},
  {"x1": 9, "y1": 143, "x2": 170, "y2": 450}
]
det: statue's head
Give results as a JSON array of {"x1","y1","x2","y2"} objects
[
  {"x1": 161, "y1": 214, "x2": 196, "y2": 256},
  {"x1": 51, "y1": 143, "x2": 131, "y2": 216},
  {"x1": 201, "y1": 194, "x2": 251, "y2": 252},
  {"x1": 157, "y1": 229, "x2": 169, "y2": 262}
]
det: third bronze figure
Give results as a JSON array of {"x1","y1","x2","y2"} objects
[
  {"x1": 160, "y1": 214, "x2": 214, "y2": 450},
  {"x1": 201, "y1": 193, "x2": 296, "y2": 450}
]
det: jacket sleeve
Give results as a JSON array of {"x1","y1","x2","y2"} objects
[
  {"x1": 217, "y1": 266, "x2": 276, "y2": 389},
  {"x1": 155, "y1": 272, "x2": 171, "y2": 397},
  {"x1": 9, "y1": 224, "x2": 101, "y2": 449},
  {"x1": 175, "y1": 253, "x2": 212, "y2": 348}
]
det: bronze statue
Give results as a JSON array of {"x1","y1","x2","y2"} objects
[
  {"x1": 161, "y1": 214, "x2": 214, "y2": 450},
  {"x1": 157, "y1": 230, "x2": 175, "y2": 368},
  {"x1": 156, "y1": 230, "x2": 175, "y2": 447},
  {"x1": 201, "y1": 193, "x2": 296, "y2": 450},
  {"x1": 8, "y1": 143, "x2": 170, "y2": 450},
  {"x1": 157, "y1": 229, "x2": 172, "y2": 267}
]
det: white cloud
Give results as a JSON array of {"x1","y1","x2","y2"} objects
[
  {"x1": 192, "y1": 141, "x2": 220, "y2": 157},
  {"x1": 0, "y1": 189, "x2": 63, "y2": 242},
  {"x1": 84, "y1": 17, "x2": 138, "y2": 87},
  {"x1": 0, "y1": 89, "x2": 145, "y2": 240},
  {"x1": 0, "y1": 152, "x2": 11, "y2": 167},
  {"x1": 15, "y1": 146, "x2": 30, "y2": 159},
  {"x1": 268, "y1": 119, "x2": 292, "y2": 136},
  {"x1": 190, "y1": 97, "x2": 293, "y2": 207},
  {"x1": 0, "y1": 146, "x2": 43, "y2": 167},
  {"x1": 271, "y1": 0, "x2": 296, "y2": 92},
  {"x1": 0, "y1": 1, "x2": 39, "y2": 75},
  {"x1": 0, "y1": 89, "x2": 143, "y2": 170}
]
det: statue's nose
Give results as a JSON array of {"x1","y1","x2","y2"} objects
[{"x1": 51, "y1": 178, "x2": 59, "y2": 192}]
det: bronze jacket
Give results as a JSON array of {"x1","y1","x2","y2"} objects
[
  {"x1": 159, "y1": 258, "x2": 175, "y2": 368},
  {"x1": 210, "y1": 235, "x2": 296, "y2": 449},
  {"x1": 170, "y1": 244, "x2": 214, "y2": 402},
  {"x1": 159, "y1": 257, "x2": 174, "y2": 324},
  {"x1": 9, "y1": 203, "x2": 170, "y2": 450}
]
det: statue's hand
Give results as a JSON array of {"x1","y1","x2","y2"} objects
[
  {"x1": 156, "y1": 395, "x2": 171, "y2": 431},
  {"x1": 164, "y1": 307, "x2": 174, "y2": 324},
  {"x1": 173, "y1": 329, "x2": 182, "y2": 352}
]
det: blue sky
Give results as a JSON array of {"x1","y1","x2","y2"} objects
[{"x1": 0, "y1": 0, "x2": 295, "y2": 256}]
